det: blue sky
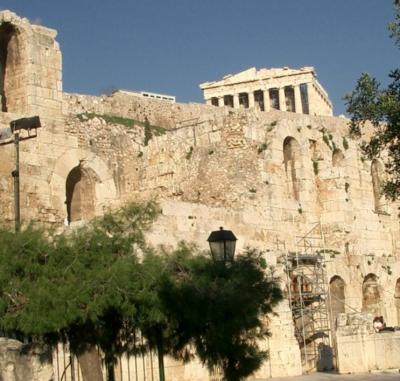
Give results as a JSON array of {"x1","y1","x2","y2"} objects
[{"x1": 1, "y1": 1, "x2": 398, "y2": 115}]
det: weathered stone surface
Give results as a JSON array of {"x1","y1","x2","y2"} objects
[
  {"x1": 336, "y1": 313, "x2": 400, "y2": 374},
  {"x1": 0, "y1": 339, "x2": 53, "y2": 381}
]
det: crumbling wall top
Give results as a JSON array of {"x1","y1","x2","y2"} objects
[{"x1": 0, "y1": 10, "x2": 57, "y2": 38}]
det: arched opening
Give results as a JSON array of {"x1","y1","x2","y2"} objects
[
  {"x1": 283, "y1": 137, "x2": 301, "y2": 201},
  {"x1": 65, "y1": 165, "x2": 96, "y2": 224},
  {"x1": 395, "y1": 278, "x2": 400, "y2": 325},
  {"x1": 362, "y1": 273, "x2": 381, "y2": 317},
  {"x1": 371, "y1": 159, "x2": 384, "y2": 212},
  {"x1": 0, "y1": 22, "x2": 23, "y2": 113},
  {"x1": 332, "y1": 149, "x2": 345, "y2": 167},
  {"x1": 329, "y1": 276, "x2": 345, "y2": 327}
]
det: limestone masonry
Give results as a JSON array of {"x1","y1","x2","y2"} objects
[{"x1": 0, "y1": 9, "x2": 399, "y2": 381}]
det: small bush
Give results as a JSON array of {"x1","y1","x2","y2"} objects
[
  {"x1": 144, "y1": 118, "x2": 152, "y2": 146},
  {"x1": 257, "y1": 142, "x2": 268, "y2": 154},
  {"x1": 342, "y1": 136, "x2": 349, "y2": 150},
  {"x1": 322, "y1": 134, "x2": 331, "y2": 148},
  {"x1": 313, "y1": 160, "x2": 319, "y2": 175},
  {"x1": 185, "y1": 146, "x2": 194, "y2": 160}
]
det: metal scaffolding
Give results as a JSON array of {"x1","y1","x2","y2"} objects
[{"x1": 284, "y1": 222, "x2": 332, "y2": 373}]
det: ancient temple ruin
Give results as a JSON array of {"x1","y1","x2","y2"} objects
[
  {"x1": 0, "y1": 9, "x2": 399, "y2": 381},
  {"x1": 200, "y1": 66, "x2": 333, "y2": 116}
]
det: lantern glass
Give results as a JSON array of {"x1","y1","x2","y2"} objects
[{"x1": 207, "y1": 227, "x2": 237, "y2": 263}]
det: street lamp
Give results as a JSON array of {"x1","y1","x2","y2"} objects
[
  {"x1": 207, "y1": 227, "x2": 237, "y2": 263},
  {"x1": 0, "y1": 116, "x2": 41, "y2": 231}
]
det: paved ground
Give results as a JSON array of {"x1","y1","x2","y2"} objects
[{"x1": 264, "y1": 371, "x2": 400, "y2": 381}]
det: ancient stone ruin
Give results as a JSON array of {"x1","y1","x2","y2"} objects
[
  {"x1": 200, "y1": 66, "x2": 333, "y2": 116},
  {"x1": 0, "y1": 9, "x2": 399, "y2": 381}
]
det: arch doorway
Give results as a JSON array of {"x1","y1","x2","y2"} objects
[
  {"x1": 362, "y1": 274, "x2": 381, "y2": 317},
  {"x1": 329, "y1": 276, "x2": 345, "y2": 326},
  {"x1": 395, "y1": 278, "x2": 400, "y2": 325},
  {"x1": 66, "y1": 165, "x2": 96, "y2": 224}
]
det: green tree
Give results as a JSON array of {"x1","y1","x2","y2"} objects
[
  {"x1": 0, "y1": 207, "x2": 282, "y2": 381},
  {"x1": 345, "y1": 0, "x2": 400, "y2": 200},
  {"x1": 389, "y1": 0, "x2": 400, "y2": 47},
  {"x1": 0, "y1": 202, "x2": 159, "y2": 381},
  {"x1": 157, "y1": 245, "x2": 283, "y2": 381}
]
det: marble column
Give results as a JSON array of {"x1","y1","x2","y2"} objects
[
  {"x1": 294, "y1": 85, "x2": 302, "y2": 114},
  {"x1": 206, "y1": 98, "x2": 212, "y2": 106},
  {"x1": 218, "y1": 96, "x2": 225, "y2": 107},
  {"x1": 249, "y1": 91, "x2": 255, "y2": 108},
  {"x1": 233, "y1": 93, "x2": 240, "y2": 109},
  {"x1": 279, "y1": 87, "x2": 287, "y2": 111}
]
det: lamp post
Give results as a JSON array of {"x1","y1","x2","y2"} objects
[
  {"x1": 207, "y1": 227, "x2": 237, "y2": 263},
  {"x1": 0, "y1": 116, "x2": 41, "y2": 231}
]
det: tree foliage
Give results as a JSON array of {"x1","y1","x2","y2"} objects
[
  {"x1": 0, "y1": 204, "x2": 282, "y2": 381},
  {"x1": 344, "y1": 1, "x2": 400, "y2": 200},
  {"x1": 389, "y1": 0, "x2": 400, "y2": 47},
  {"x1": 158, "y1": 246, "x2": 283, "y2": 381},
  {"x1": 0, "y1": 202, "x2": 159, "y2": 381}
]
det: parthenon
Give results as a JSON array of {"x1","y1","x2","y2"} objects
[{"x1": 200, "y1": 66, "x2": 333, "y2": 116}]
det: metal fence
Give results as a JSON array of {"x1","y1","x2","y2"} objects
[{"x1": 53, "y1": 343, "x2": 159, "y2": 381}]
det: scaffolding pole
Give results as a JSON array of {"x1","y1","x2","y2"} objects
[{"x1": 284, "y1": 222, "x2": 332, "y2": 373}]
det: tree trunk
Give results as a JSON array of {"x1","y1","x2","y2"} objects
[
  {"x1": 105, "y1": 355, "x2": 115, "y2": 381},
  {"x1": 77, "y1": 345, "x2": 104, "y2": 381},
  {"x1": 156, "y1": 330, "x2": 166, "y2": 381}
]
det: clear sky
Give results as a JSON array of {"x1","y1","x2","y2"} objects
[{"x1": 1, "y1": 0, "x2": 398, "y2": 115}]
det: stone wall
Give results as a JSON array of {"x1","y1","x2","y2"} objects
[
  {"x1": 0, "y1": 10, "x2": 62, "y2": 120},
  {"x1": 0, "y1": 339, "x2": 53, "y2": 381},
  {"x1": 1, "y1": 101, "x2": 400, "y2": 377},
  {"x1": 336, "y1": 313, "x2": 400, "y2": 373},
  {"x1": 63, "y1": 91, "x2": 221, "y2": 130}
]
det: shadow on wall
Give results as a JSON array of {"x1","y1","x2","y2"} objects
[
  {"x1": 0, "y1": 22, "x2": 24, "y2": 113},
  {"x1": 283, "y1": 136, "x2": 301, "y2": 202}
]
